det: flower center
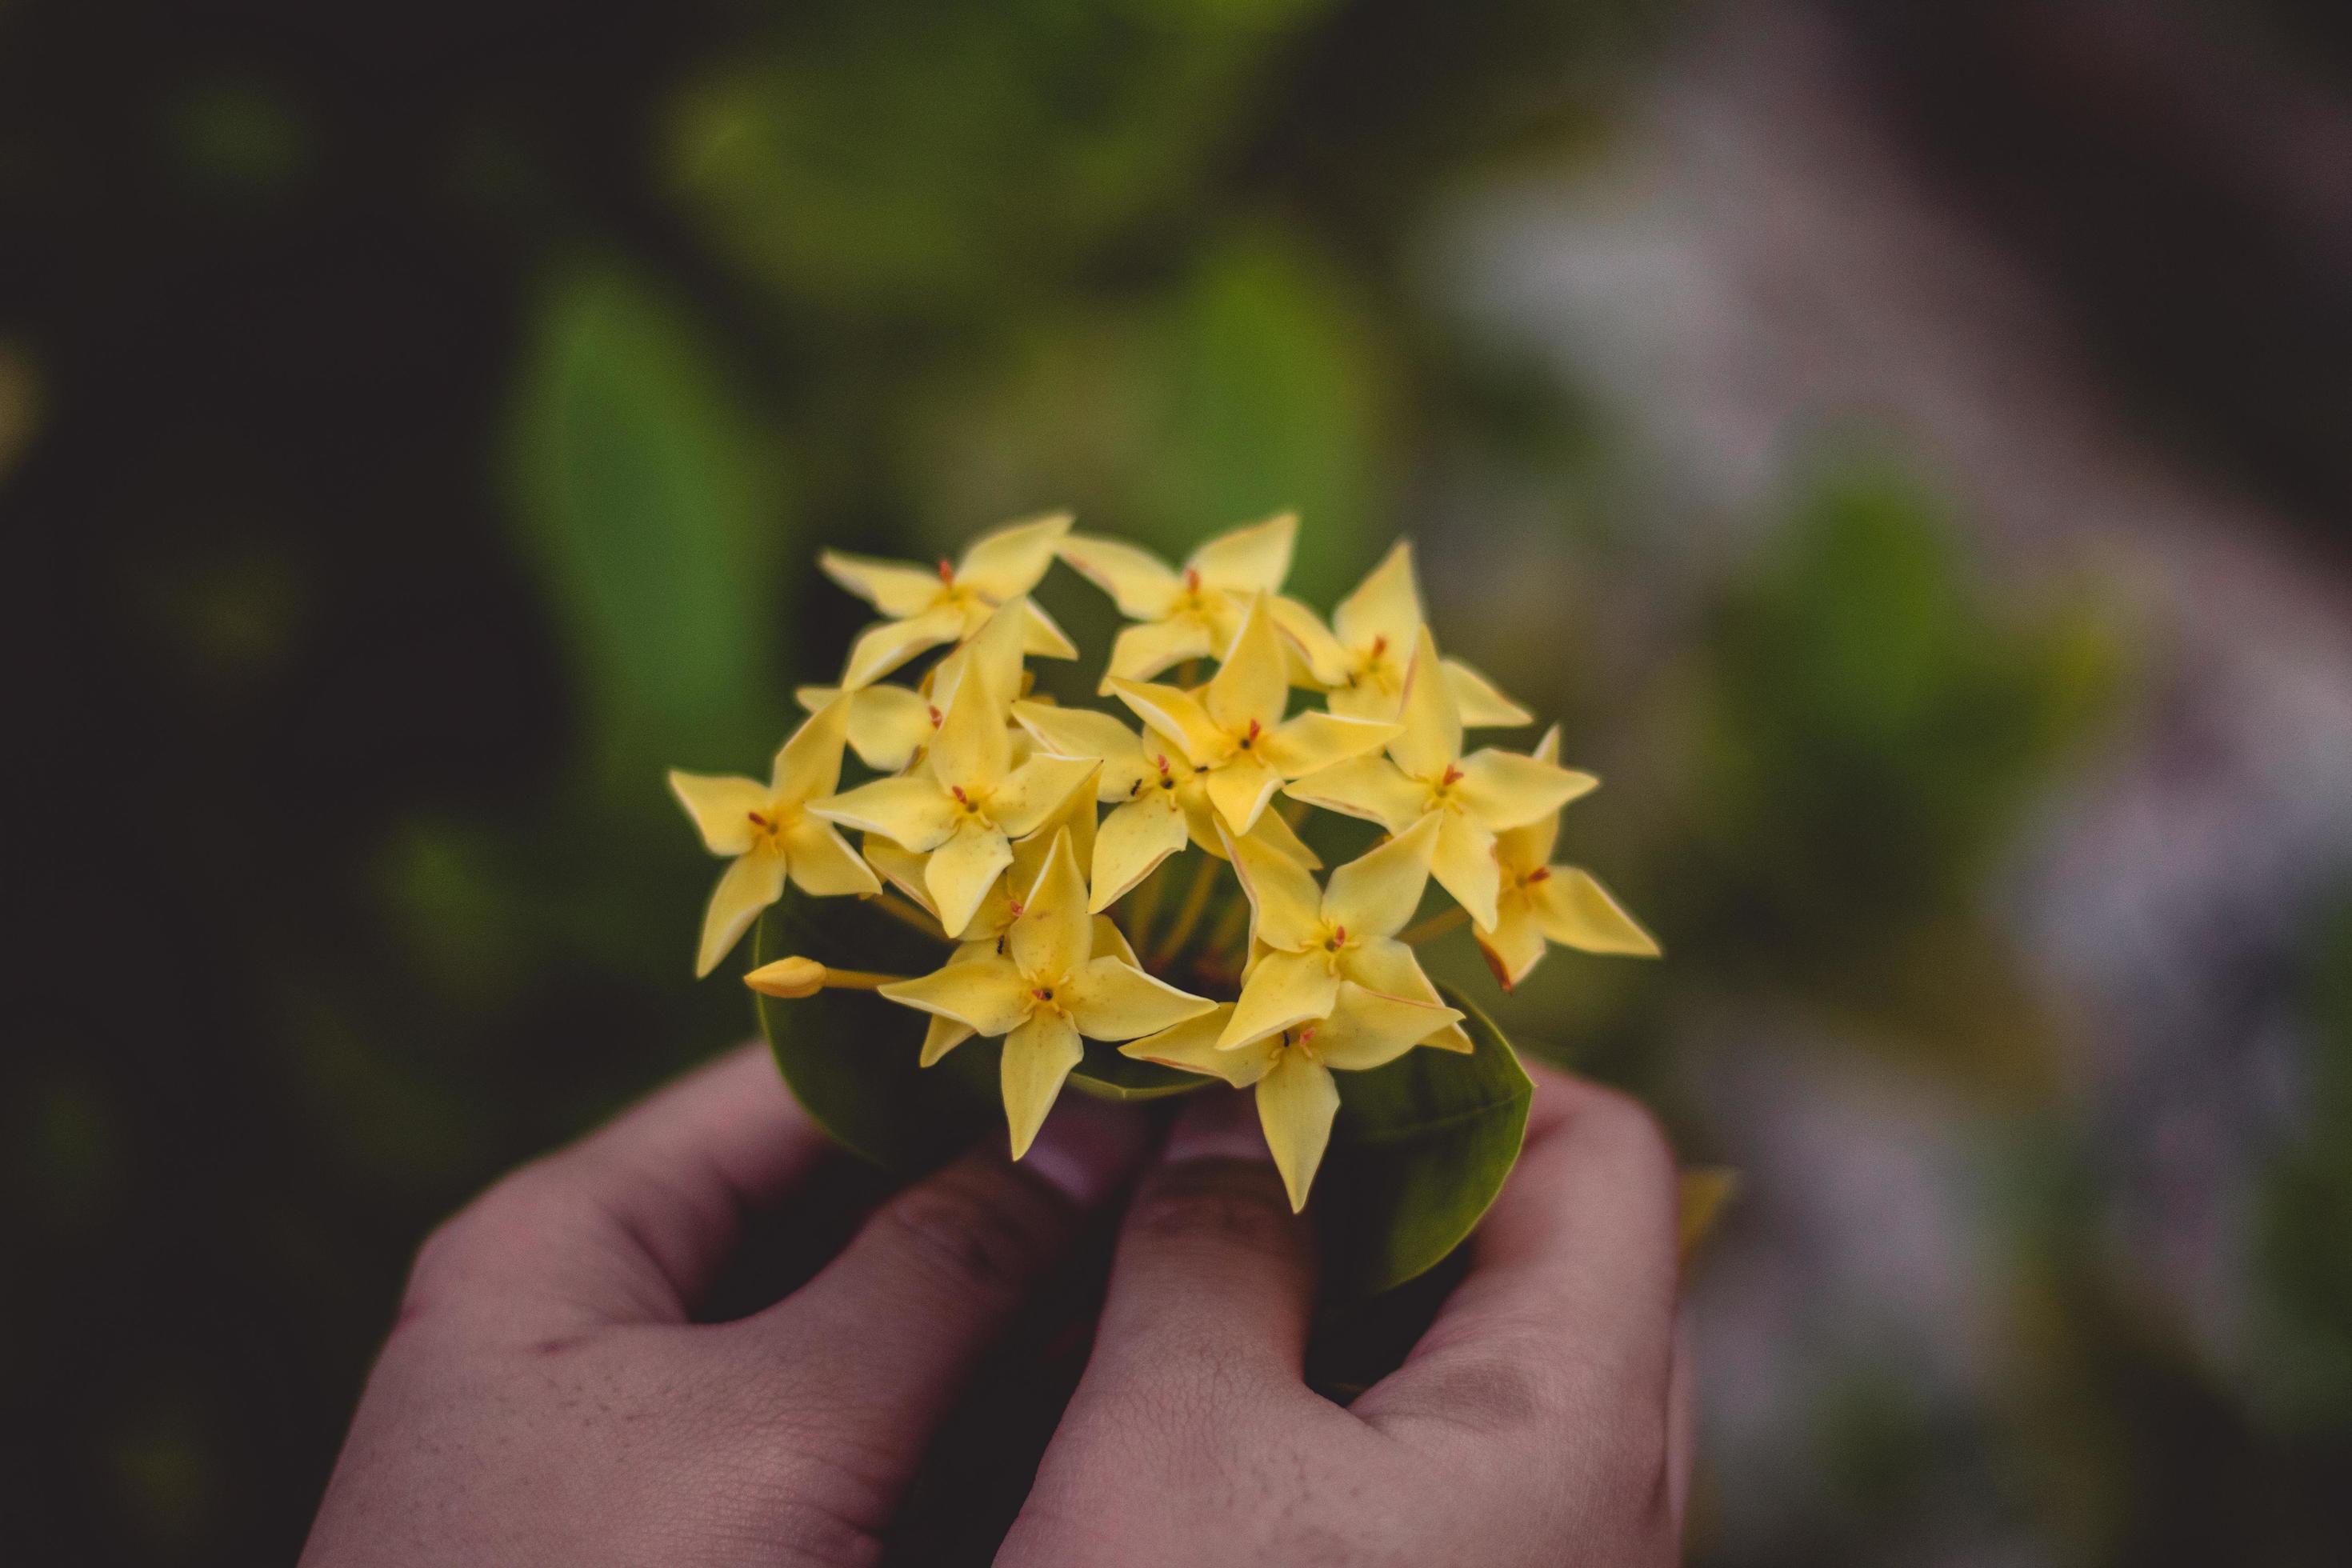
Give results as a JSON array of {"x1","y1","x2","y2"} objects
[
  {"x1": 947, "y1": 783, "x2": 995, "y2": 824},
  {"x1": 1422, "y1": 763, "x2": 1466, "y2": 812},
  {"x1": 744, "y1": 806, "x2": 795, "y2": 846}
]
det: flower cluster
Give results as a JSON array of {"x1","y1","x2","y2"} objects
[{"x1": 670, "y1": 513, "x2": 1657, "y2": 1209}]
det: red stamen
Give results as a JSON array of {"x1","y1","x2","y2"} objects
[
  {"x1": 938, "y1": 558, "x2": 955, "y2": 582},
  {"x1": 950, "y1": 785, "x2": 968, "y2": 804},
  {"x1": 1441, "y1": 765, "x2": 1464, "y2": 786},
  {"x1": 746, "y1": 810, "x2": 770, "y2": 828},
  {"x1": 1007, "y1": 898, "x2": 1026, "y2": 918},
  {"x1": 1155, "y1": 754, "x2": 1170, "y2": 773},
  {"x1": 1184, "y1": 567, "x2": 1201, "y2": 594},
  {"x1": 927, "y1": 704, "x2": 942, "y2": 726},
  {"x1": 1371, "y1": 634, "x2": 1387, "y2": 657},
  {"x1": 1527, "y1": 867, "x2": 1552, "y2": 883},
  {"x1": 1331, "y1": 925, "x2": 1346, "y2": 945}
]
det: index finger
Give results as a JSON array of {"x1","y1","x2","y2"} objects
[{"x1": 1352, "y1": 1060, "x2": 1680, "y2": 1437}]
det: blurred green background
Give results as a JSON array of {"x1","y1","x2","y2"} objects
[{"x1": 10, "y1": 0, "x2": 2352, "y2": 1562}]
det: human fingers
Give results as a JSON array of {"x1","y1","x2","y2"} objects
[
  {"x1": 405, "y1": 1042, "x2": 830, "y2": 1336},
  {"x1": 731, "y1": 1094, "x2": 1151, "y2": 1506},
  {"x1": 1354, "y1": 1062, "x2": 1679, "y2": 1446},
  {"x1": 1071, "y1": 1089, "x2": 1319, "y2": 1410}
]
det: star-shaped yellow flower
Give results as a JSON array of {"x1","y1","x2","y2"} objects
[
  {"x1": 1108, "y1": 593, "x2": 1398, "y2": 837},
  {"x1": 1271, "y1": 540, "x2": 1532, "y2": 726},
  {"x1": 668, "y1": 696, "x2": 880, "y2": 977},
  {"x1": 822, "y1": 512, "x2": 1078, "y2": 689},
  {"x1": 1010, "y1": 698, "x2": 1319, "y2": 911},
  {"x1": 1057, "y1": 512, "x2": 1297, "y2": 690},
  {"x1": 881, "y1": 831, "x2": 1215, "y2": 1156},
  {"x1": 794, "y1": 593, "x2": 1037, "y2": 773},
  {"x1": 1476, "y1": 725, "x2": 1660, "y2": 986},
  {"x1": 1123, "y1": 986, "x2": 1464, "y2": 1210},
  {"x1": 808, "y1": 653, "x2": 1096, "y2": 938},
  {"x1": 1214, "y1": 814, "x2": 1466, "y2": 1054},
  {"x1": 1287, "y1": 628, "x2": 1594, "y2": 930}
]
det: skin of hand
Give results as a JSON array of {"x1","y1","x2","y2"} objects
[
  {"x1": 995, "y1": 1061, "x2": 1694, "y2": 1568},
  {"x1": 298, "y1": 1043, "x2": 1154, "y2": 1568}
]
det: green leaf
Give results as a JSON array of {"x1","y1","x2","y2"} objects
[
  {"x1": 1314, "y1": 986, "x2": 1534, "y2": 1296},
  {"x1": 507, "y1": 261, "x2": 787, "y2": 792},
  {"x1": 751, "y1": 893, "x2": 998, "y2": 1174}
]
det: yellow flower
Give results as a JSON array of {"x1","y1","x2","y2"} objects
[
  {"x1": 881, "y1": 831, "x2": 1215, "y2": 1156},
  {"x1": 1108, "y1": 593, "x2": 1399, "y2": 836},
  {"x1": 1288, "y1": 628, "x2": 1594, "y2": 930},
  {"x1": 668, "y1": 696, "x2": 880, "y2": 977},
  {"x1": 822, "y1": 512, "x2": 1078, "y2": 689},
  {"x1": 1057, "y1": 512, "x2": 1297, "y2": 690},
  {"x1": 1123, "y1": 986, "x2": 1463, "y2": 1210},
  {"x1": 1214, "y1": 814, "x2": 1467, "y2": 1054},
  {"x1": 794, "y1": 593, "x2": 1036, "y2": 773},
  {"x1": 1476, "y1": 726, "x2": 1660, "y2": 986},
  {"x1": 1271, "y1": 540, "x2": 1530, "y2": 725},
  {"x1": 1010, "y1": 697, "x2": 1319, "y2": 911},
  {"x1": 808, "y1": 648, "x2": 1097, "y2": 939}
]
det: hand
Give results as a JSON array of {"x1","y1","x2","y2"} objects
[
  {"x1": 997, "y1": 1062, "x2": 1692, "y2": 1566},
  {"x1": 299, "y1": 1043, "x2": 1150, "y2": 1568}
]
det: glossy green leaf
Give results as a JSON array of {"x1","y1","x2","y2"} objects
[
  {"x1": 1314, "y1": 986, "x2": 1533, "y2": 1296},
  {"x1": 752, "y1": 893, "x2": 997, "y2": 1174}
]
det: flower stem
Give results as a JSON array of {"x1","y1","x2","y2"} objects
[
  {"x1": 869, "y1": 890, "x2": 950, "y2": 943},
  {"x1": 1151, "y1": 853, "x2": 1222, "y2": 967},
  {"x1": 1398, "y1": 906, "x2": 1469, "y2": 946}
]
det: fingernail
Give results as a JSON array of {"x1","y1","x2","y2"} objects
[
  {"x1": 1022, "y1": 1095, "x2": 1154, "y2": 1209},
  {"x1": 1159, "y1": 1088, "x2": 1270, "y2": 1166}
]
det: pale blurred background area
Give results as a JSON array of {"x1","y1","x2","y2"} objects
[{"x1": 8, "y1": 1, "x2": 2352, "y2": 1563}]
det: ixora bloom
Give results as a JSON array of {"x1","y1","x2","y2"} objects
[
  {"x1": 879, "y1": 831, "x2": 1214, "y2": 1155},
  {"x1": 1288, "y1": 627, "x2": 1595, "y2": 930},
  {"x1": 1476, "y1": 726, "x2": 1660, "y2": 986},
  {"x1": 1107, "y1": 593, "x2": 1398, "y2": 836},
  {"x1": 674, "y1": 510, "x2": 1662, "y2": 1227},
  {"x1": 822, "y1": 511, "x2": 1078, "y2": 689},
  {"x1": 1057, "y1": 512, "x2": 1297, "y2": 690},
  {"x1": 807, "y1": 627, "x2": 1097, "y2": 938},
  {"x1": 669, "y1": 695, "x2": 879, "y2": 977},
  {"x1": 1125, "y1": 987, "x2": 1464, "y2": 1210}
]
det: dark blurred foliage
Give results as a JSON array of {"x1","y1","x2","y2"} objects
[{"x1": 6, "y1": 0, "x2": 2350, "y2": 1564}]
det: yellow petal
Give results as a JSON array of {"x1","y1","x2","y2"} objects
[
  {"x1": 1452, "y1": 748, "x2": 1597, "y2": 831},
  {"x1": 1100, "y1": 616, "x2": 1216, "y2": 690},
  {"x1": 1390, "y1": 626, "x2": 1462, "y2": 782},
  {"x1": 990, "y1": 754, "x2": 1099, "y2": 838},
  {"x1": 954, "y1": 511, "x2": 1072, "y2": 601},
  {"x1": 1013, "y1": 701, "x2": 1151, "y2": 798},
  {"x1": 1121, "y1": 1005, "x2": 1276, "y2": 1087},
  {"x1": 1533, "y1": 867, "x2": 1661, "y2": 957},
  {"x1": 1430, "y1": 810, "x2": 1503, "y2": 930},
  {"x1": 1260, "y1": 710, "x2": 1402, "y2": 781},
  {"x1": 1090, "y1": 795, "x2": 1190, "y2": 911},
  {"x1": 799, "y1": 683, "x2": 936, "y2": 773},
  {"x1": 1266, "y1": 594, "x2": 1354, "y2": 686},
  {"x1": 771, "y1": 693, "x2": 853, "y2": 804},
  {"x1": 1322, "y1": 814, "x2": 1439, "y2": 941},
  {"x1": 1218, "y1": 948, "x2": 1341, "y2": 1050},
  {"x1": 1330, "y1": 539, "x2": 1422, "y2": 658},
  {"x1": 1473, "y1": 894, "x2": 1549, "y2": 989},
  {"x1": 862, "y1": 832, "x2": 936, "y2": 914},
  {"x1": 1107, "y1": 678, "x2": 1225, "y2": 770},
  {"x1": 668, "y1": 770, "x2": 767, "y2": 857},
  {"x1": 820, "y1": 550, "x2": 947, "y2": 618},
  {"x1": 1255, "y1": 1048, "x2": 1338, "y2": 1211},
  {"x1": 879, "y1": 950, "x2": 1032, "y2": 1036},
  {"x1": 1007, "y1": 828, "x2": 1092, "y2": 983},
  {"x1": 695, "y1": 850, "x2": 788, "y2": 978},
  {"x1": 1443, "y1": 658, "x2": 1533, "y2": 728},
  {"x1": 1092, "y1": 914, "x2": 1140, "y2": 966},
  {"x1": 842, "y1": 602, "x2": 966, "y2": 689},
  {"x1": 781, "y1": 818, "x2": 882, "y2": 897},
  {"x1": 928, "y1": 660, "x2": 1013, "y2": 798},
  {"x1": 1204, "y1": 593, "x2": 1289, "y2": 734},
  {"x1": 938, "y1": 597, "x2": 1034, "y2": 713},
  {"x1": 1223, "y1": 822, "x2": 1326, "y2": 951},
  {"x1": 1002, "y1": 1010, "x2": 1085, "y2": 1159},
  {"x1": 1010, "y1": 769, "x2": 1097, "y2": 887},
  {"x1": 1063, "y1": 955, "x2": 1215, "y2": 1040},
  {"x1": 810, "y1": 776, "x2": 958, "y2": 853},
  {"x1": 1057, "y1": 533, "x2": 1184, "y2": 619},
  {"x1": 1242, "y1": 801, "x2": 1322, "y2": 870},
  {"x1": 1341, "y1": 936, "x2": 1470, "y2": 1054},
  {"x1": 926, "y1": 821, "x2": 1015, "y2": 939},
  {"x1": 1018, "y1": 598, "x2": 1079, "y2": 660},
  {"x1": 919, "y1": 1013, "x2": 976, "y2": 1067},
  {"x1": 1186, "y1": 511, "x2": 1296, "y2": 594},
  {"x1": 1283, "y1": 755, "x2": 1423, "y2": 832},
  {"x1": 1205, "y1": 754, "x2": 1283, "y2": 834},
  {"x1": 1310, "y1": 982, "x2": 1462, "y2": 1072}
]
